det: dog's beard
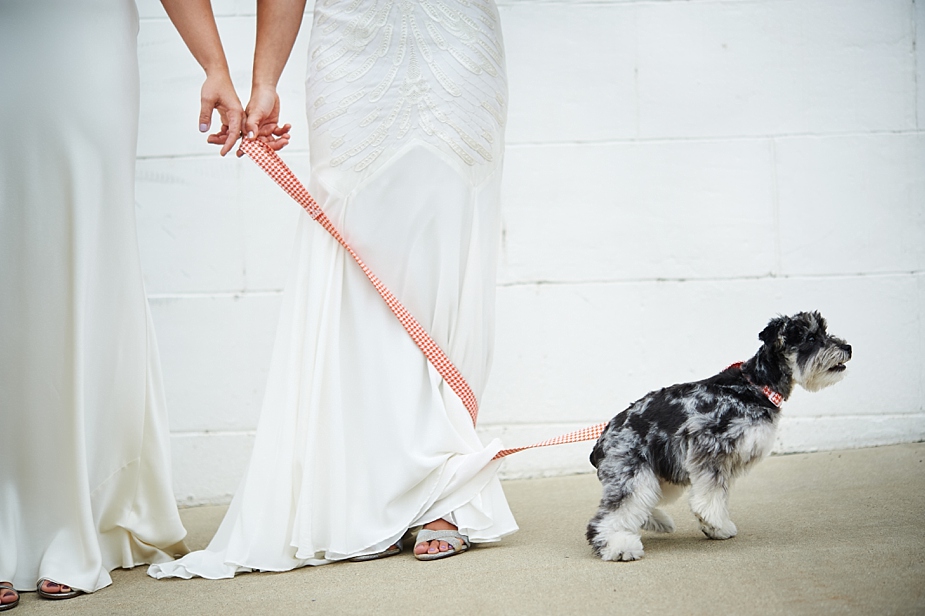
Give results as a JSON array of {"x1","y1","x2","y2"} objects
[{"x1": 795, "y1": 346, "x2": 851, "y2": 392}]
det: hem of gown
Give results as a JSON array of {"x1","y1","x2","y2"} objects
[
  {"x1": 11, "y1": 537, "x2": 190, "y2": 594},
  {"x1": 148, "y1": 444, "x2": 516, "y2": 580}
]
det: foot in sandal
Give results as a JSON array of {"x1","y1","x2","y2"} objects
[
  {"x1": 413, "y1": 519, "x2": 470, "y2": 561},
  {"x1": 0, "y1": 582, "x2": 18, "y2": 612},
  {"x1": 37, "y1": 579, "x2": 83, "y2": 600}
]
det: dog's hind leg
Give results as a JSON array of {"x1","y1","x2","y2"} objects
[
  {"x1": 642, "y1": 480, "x2": 685, "y2": 533},
  {"x1": 587, "y1": 467, "x2": 660, "y2": 561},
  {"x1": 688, "y1": 468, "x2": 737, "y2": 540},
  {"x1": 641, "y1": 507, "x2": 675, "y2": 534}
]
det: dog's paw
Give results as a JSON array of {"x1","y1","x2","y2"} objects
[
  {"x1": 642, "y1": 508, "x2": 676, "y2": 534},
  {"x1": 700, "y1": 519, "x2": 737, "y2": 540},
  {"x1": 598, "y1": 531, "x2": 645, "y2": 561}
]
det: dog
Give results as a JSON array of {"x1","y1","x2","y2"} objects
[{"x1": 586, "y1": 311, "x2": 851, "y2": 561}]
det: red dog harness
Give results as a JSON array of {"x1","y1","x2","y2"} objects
[{"x1": 727, "y1": 362, "x2": 784, "y2": 407}]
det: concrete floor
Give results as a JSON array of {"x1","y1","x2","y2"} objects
[{"x1": 10, "y1": 443, "x2": 925, "y2": 615}]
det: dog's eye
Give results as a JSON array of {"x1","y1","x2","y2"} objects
[{"x1": 807, "y1": 335, "x2": 816, "y2": 343}]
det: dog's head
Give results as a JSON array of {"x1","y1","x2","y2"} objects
[{"x1": 758, "y1": 311, "x2": 852, "y2": 392}]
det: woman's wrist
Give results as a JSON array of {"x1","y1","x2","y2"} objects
[
  {"x1": 249, "y1": 82, "x2": 280, "y2": 102},
  {"x1": 203, "y1": 61, "x2": 232, "y2": 80},
  {"x1": 250, "y1": 77, "x2": 280, "y2": 91}
]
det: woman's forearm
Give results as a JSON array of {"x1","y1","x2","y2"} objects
[
  {"x1": 253, "y1": 0, "x2": 308, "y2": 89},
  {"x1": 161, "y1": 0, "x2": 244, "y2": 155},
  {"x1": 160, "y1": 0, "x2": 230, "y2": 76}
]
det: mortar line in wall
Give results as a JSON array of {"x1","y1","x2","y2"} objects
[
  {"x1": 632, "y1": 5, "x2": 641, "y2": 139},
  {"x1": 139, "y1": 14, "x2": 256, "y2": 21},
  {"x1": 505, "y1": 129, "x2": 925, "y2": 150},
  {"x1": 497, "y1": 270, "x2": 925, "y2": 288},
  {"x1": 478, "y1": 420, "x2": 608, "y2": 426},
  {"x1": 137, "y1": 149, "x2": 309, "y2": 162},
  {"x1": 915, "y1": 0, "x2": 920, "y2": 130},
  {"x1": 479, "y1": 413, "x2": 925, "y2": 426},
  {"x1": 148, "y1": 290, "x2": 284, "y2": 299},
  {"x1": 136, "y1": 131, "x2": 925, "y2": 162},
  {"x1": 146, "y1": 271, "x2": 922, "y2": 298},
  {"x1": 496, "y1": 0, "x2": 786, "y2": 7},
  {"x1": 139, "y1": 10, "x2": 311, "y2": 22},
  {"x1": 170, "y1": 413, "x2": 925, "y2": 436},
  {"x1": 140, "y1": 0, "x2": 787, "y2": 15},
  {"x1": 780, "y1": 413, "x2": 925, "y2": 420},
  {"x1": 170, "y1": 427, "x2": 594, "y2": 437},
  {"x1": 770, "y1": 138, "x2": 783, "y2": 276},
  {"x1": 171, "y1": 430, "x2": 257, "y2": 438}
]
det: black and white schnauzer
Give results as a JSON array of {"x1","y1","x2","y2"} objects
[{"x1": 587, "y1": 311, "x2": 851, "y2": 561}]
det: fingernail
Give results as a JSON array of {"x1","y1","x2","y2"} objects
[
  {"x1": 247, "y1": 131, "x2": 255, "y2": 139},
  {"x1": 199, "y1": 123, "x2": 209, "y2": 132}
]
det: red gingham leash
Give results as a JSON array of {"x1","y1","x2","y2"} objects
[
  {"x1": 727, "y1": 362, "x2": 784, "y2": 407},
  {"x1": 239, "y1": 140, "x2": 479, "y2": 424},
  {"x1": 239, "y1": 140, "x2": 606, "y2": 459},
  {"x1": 493, "y1": 422, "x2": 609, "y2": 458}
]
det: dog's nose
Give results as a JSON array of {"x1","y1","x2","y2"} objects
[{"x1": 843, "y1": 344, "x2": 852, "y2": 358}]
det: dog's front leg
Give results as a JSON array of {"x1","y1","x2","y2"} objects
[{"x1": 688, "y1": 469, "x2": 737, "y2": 540}]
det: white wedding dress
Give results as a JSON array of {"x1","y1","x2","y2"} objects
[
  {"x1": 149, "y1": 0, "x2": 517, "y2": 578},
  {"x1": 0, "y1": 0, "x2": 188, "y2": 593}
]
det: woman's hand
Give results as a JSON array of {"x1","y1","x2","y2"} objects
[
  {"x1": 160, "y1": 0, "x2": 245, "y2": 156},
  {"x1": 238, "y1": 84, "x2": 291, "y2": 156},
  {"x1": 199, "y1": 71, "x2": 245, "y2": 156}
]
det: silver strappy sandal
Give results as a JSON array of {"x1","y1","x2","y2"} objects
[
  {"x1": 413, "y1": 529, "x2": 470, "y2": 561},
  {"x1": 348, "y1": 538, "x2": 403, "y2": 562},
  {"x1": 0, "y1": 583, "x2": 19, "y2": 612},
  {"x1": 36, "y1": 579, "x2": 83, "y2": 601}
]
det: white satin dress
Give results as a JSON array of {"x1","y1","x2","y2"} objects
[
  {"x1": 149, "y1": 0, "x2": 517, "y2": 579},
  {"x1": 0, "y1": 0, "x2": 188, "y2": 594}
]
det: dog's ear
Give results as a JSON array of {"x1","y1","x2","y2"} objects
[
  {"x1": 759, "y1": 316, "x2": 787, "y2": 346},
  {"x1": 783, "y1": 311, "x2": 822, "y2": 345}
]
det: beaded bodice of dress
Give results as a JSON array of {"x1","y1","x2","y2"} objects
[{"x1": 306, "y1": 0, "x2": 507, "y2": 192}]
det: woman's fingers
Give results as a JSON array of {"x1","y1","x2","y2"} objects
[
  {"x1": 243, "y1": 112, "x2": 261, "y2": 143},
  {"x1": 219, "y1": 108, "x2": 244, "y2": 156},
  {"x1": 199, "y1": 73, "x2": 245, "y2": 155},
  {"x1": 198, "y1": 99, "x2": 212, "y2": 134},
  {"x1": 266, "y1": 134, "x2": 290, "y2": 151},
  {"x1": 236, "y1": 88, "x2": 297, "y2": 154}
]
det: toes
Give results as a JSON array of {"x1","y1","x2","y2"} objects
[
  {"x1": 40, "y1": 580, "x2": 71, "y2": 593},
  {"x1": 428, "y1": 541, "x2": 441, "y2": 554},
  {"x1": 415, "y1": 540, "x2": 439, "y2": 555},
  {"x1": 416, "y1": 540, "x2": 455, "y2": 554}
]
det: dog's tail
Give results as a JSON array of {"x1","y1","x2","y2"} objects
[
  {"x1": 589, "y1": 439, "x2": 605, "y2": 469},
  {"x1": 590, "y1": 411, "x2": 625, "y2": 468}
]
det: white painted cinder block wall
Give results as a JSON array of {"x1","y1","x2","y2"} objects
[{"x1": 135, "y1": 0, "x2": 925, "y2": 506}]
